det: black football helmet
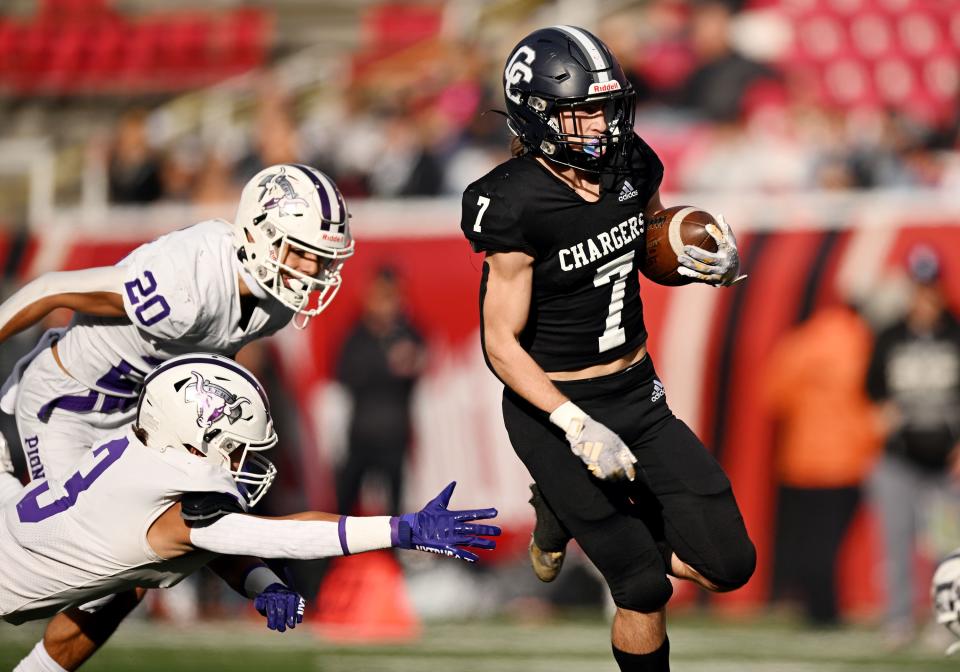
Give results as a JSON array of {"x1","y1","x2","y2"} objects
[{"x1": 503, "y1": 25, "x2": 636, "y2": 173}]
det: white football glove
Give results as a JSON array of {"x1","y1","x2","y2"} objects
[
  {"x1": 676, "y1": 214, "x2": 747, "y2": 287},
  {"x1": 550, "y1": 402, "x2": 637, "y2": 481}
]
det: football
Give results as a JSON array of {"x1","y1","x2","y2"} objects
[{"x1": 642, "y1": 206, "x2": 719, "y2": 286}]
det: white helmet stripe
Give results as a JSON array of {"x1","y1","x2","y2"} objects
[{"x1": 553, "y1": 25, "x2": 610, "y2": 82}]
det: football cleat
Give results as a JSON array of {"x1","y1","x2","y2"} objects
[{"x1": 528, "y1": 483, "x2": 571, "y2": 583}]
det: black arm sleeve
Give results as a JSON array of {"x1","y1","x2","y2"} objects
[{"x1": 181, "y1": 491, "x2": 245, "y2": 528}]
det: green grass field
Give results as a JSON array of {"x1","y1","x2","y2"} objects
[{"x1": 1, "y1": 613, "x2": 957, "y2": 671}]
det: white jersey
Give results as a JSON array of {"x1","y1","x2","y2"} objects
[
  {"x1": 0, "y1": 428, "x2": 242, "y2": 624},
  {"x1": 57, "y1": 219, "x2": 292, "y2": 400}
]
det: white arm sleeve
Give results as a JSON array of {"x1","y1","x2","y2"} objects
[
  {"x1": 0, "y1": 266, "x2": 127, "y2": 336},
  {"x1": 188, "y1": 514, "x2": 394, "y2": 559}
]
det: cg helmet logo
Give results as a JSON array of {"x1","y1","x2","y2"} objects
[{"x1": 504, "y1": 46, "x2": 536, "y2": 105}]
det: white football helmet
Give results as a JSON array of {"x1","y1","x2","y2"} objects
[
  {"x1": 136, "y1": 353, "x2": 278, "y2": 507},
  {"x1": 234, "y1": 164, "x2": 354, "y2": 329},
  {"x1": 932, "y1": 549, "x2": 960, "y2": 655}
]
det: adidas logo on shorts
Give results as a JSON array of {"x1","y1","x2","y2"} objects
[
  {"x1": 651, "y1": 379, "x2": 665, "y2": 403},
  {"x1": 618, "y1": 180, "x2": 639, "y2": 202}
]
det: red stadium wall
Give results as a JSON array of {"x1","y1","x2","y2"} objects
[{"x1": 16, "y1": 198, "x2": 960, "y2": 614}]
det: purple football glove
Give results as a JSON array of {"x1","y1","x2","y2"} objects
[
  {"x1": 254, "y1": 583, "x2": 305, "y2": 633},
  {"x1": 392, "y1": 481, "x2": 500, "y2": 563}
]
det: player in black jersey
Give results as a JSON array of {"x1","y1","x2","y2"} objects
[{"x1": 460, "y1": 26, "x2": 755, "y2": 672}]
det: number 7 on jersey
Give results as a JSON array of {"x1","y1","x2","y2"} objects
[
  {"x1": 593, "y1": 251, "x2": 634, "y2": 353},
  {"x1": 473, "y1": 196, "x2": 491, "y2": 233}
]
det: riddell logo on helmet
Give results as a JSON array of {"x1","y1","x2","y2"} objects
[{"x1": 588, "y1": 81, "x2": 621, "y2": 95}]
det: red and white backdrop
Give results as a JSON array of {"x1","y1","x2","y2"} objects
[{"x1": 13, "y1": 191, "x2": 960, "y2": 612}]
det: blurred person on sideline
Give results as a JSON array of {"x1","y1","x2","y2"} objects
[
  {"x1": 107, "y1": 109, "x2": 163, "y2": 204},
  {"x1": 336, "y1": 267, "x2": 425, "y2": 516},
  {"x1": 867, "y1": 244, "x2": 960, "y2": 648},
  {"x1": 462, "y1": 26, "x2": 755, "y2": 672},
  {"x1": 763, "y1": 301, "x2": 880, "y2": 626},
  {"x1": 0, "y1": 164, "x2": 353, "y2": 672}
]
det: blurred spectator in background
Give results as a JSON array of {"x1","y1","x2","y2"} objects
[
  {"x1": 235, "y1": 78, "x2": 303, "y2": 183},
  {"x1": 335, "y1": 267, "x2": 426, "y2": 515},
  {"x1": 763, "y1": 301, "x2": 880, "y2": 626},
  {"x1": 107, "y1": 108, "x2": 163, "y2": 203},
  {"x1": 866, "y1": 244, "x2": 960, "y2": 648},
  {"x1": 368, "y1": 108, "x2": 444, "y2": 197},
  {"x1": 675, "y1": 0, "x2": 778, "y2": 122}
]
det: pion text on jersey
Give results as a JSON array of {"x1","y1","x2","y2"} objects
[{"x1": 558, "y1": 213, "x2": 644, "y2": 272}]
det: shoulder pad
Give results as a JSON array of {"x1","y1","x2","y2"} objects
[
  {"x1": 461, "y1": 162, "x2": 533, "y2": 255},
  {"x1": 181, "y1": 491, "x2": 245, "y2": 527}
]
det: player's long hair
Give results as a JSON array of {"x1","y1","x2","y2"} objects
[{"x1": 510, "y1": 136, "x2": 528, "y2": 158}]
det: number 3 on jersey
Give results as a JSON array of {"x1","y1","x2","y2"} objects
[
  {"x1": 124, "y1": 271, "x2": 171, "y2": 327},
  {"x1": 17, "y1": 437, "x2": 128, "y2": 523},
  {"x1": 593, "y1": 251, "x2": 634, "y2": 353}
]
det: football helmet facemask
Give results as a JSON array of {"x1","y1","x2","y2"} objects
[
  {"x1": 932, "y1": 550, "x2": 960, "y2": 655},
  {"x1": 136, "y1": 354, "x2": 278, "y2": 507},
  {"x1": 234, "y1": 164, "x2": 354, "y2": 329},
  {"x1": 503, "y1": 25, "x2": 636, "y2": 174}
]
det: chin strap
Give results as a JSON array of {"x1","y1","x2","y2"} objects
[{"x1": 235, "y1": 256, "x2": 269, "y2": 300}]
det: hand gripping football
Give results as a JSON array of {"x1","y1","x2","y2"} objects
[{"x1": 642, "y1": 206, "x2": 719, "y2": 286}]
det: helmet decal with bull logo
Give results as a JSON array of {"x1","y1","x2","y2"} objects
[
  {"x1": 184, "y1": 370, "x2": 251, "y2": 429},
  {"x1": 257, "y1": 167, "x2": 309, "y2": 218}
]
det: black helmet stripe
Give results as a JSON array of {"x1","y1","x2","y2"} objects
[{"x1": 553, "y1": 25, "x2": 610, "y2": 82}]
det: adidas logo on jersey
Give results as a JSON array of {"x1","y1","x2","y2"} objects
[
  {"x1": 618, "y1": 180, "x2": 639, "y2": 202},
  {"x1": 651, "y1": 379, "x2": 664, "y2": 403}
]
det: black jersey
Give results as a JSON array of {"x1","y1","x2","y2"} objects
[{"x1": 461, "y1": 136, "x2": 663, "y2": 371}]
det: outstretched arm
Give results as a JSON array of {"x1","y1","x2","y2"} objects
[
  {"x1": 0, "y1": 267, "x2": 127, "y2": 342},
  {"x1": 147, "y1": 484, "x2": 500, "y2": 565}
]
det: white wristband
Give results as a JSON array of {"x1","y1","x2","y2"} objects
[
  {"x1": 243, "y1": 565, "x2": 283, "y2": 598},
  {"x1": 549, "y1": 401, "x2": 587, "y2": 437},
  {"x1": 343, "y1": 516, "x2": 394, "y2": 555}
]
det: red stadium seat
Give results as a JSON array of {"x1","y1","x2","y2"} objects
[
  {"x1": 921, "y1": 51, "x2": 960, "y2": 103},
  {"x1": 119, "y1": 21, "x2": 162, "y2": 91},
  {"x1": 822, "y1": 58, "x2": 875, "y2": 106},
  {"x1": 45, "y1": 24, "x2": 84, "y2": 91},
  {"x1": 873, "y1": 57, "x2": 918, "y2": 104},
  {"x1": 0, "y1": 22, "x2": 16, "y2": 78},
  {"x1": 825, "y1": 0, "x2": 867, "y2": 15},
  {"x1": 849, "y1": 12, "x2": 893, "y2": 59},
  {"x1": 795, "y1": 14, "x2": 849, "y2": 61},
  {"x1": 221, "y1": 9, "x2": 269, "y2": 74},
  {"x1": 84, "y1": 19, "x2": 124, "y2": 83},
  {"x1": 897, "y1": 10, "x2": 942, "y2": 57}
]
